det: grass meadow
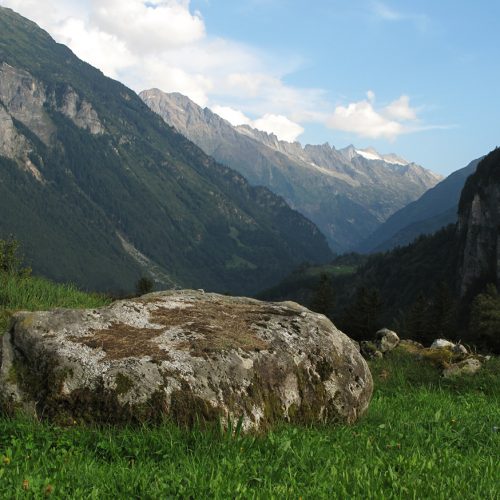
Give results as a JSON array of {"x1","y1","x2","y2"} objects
[{"x1": 0, "y1": 274, "x2": 498, "y2": 498}]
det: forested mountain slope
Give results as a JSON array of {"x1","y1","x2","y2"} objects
[{"x1": 0, "y1": 6, "x2": 332, "y2": 294}]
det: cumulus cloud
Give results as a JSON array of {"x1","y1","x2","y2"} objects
[
  {"x1": 253, "y1": 114, "x2": 304, "y2": 142},
  {"x1": 210, "y1": 106, "x2": 303, "y2": 142},
  {"x1": 55, "y1": 17, "x2": 135, "y2": 78},
  {"x1": 385, "y1": 95, "x2": 417, "y2": 121},
  {"x1": 89, "y1": 0, "x2": 205, "y2": 52},
  {"x1": 0, "y1": 0, "x2": 436, "y2": 143},
  {"x1": 210, "y1": 106, "x2": 252, "y2": 127},
  {"x1": 327, "y1": 92, "x2": 418, "y2": 141}
]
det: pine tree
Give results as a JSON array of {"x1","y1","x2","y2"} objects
[
  {"x1": 470, "y1": 284, "x2": 500, "y2": 353},
  {"x1": 427, "y1": 282, "x2": 457, "y2": 342},
  {"x1": 310, "y1": 273, "x2": 335, "y2": 317},
  {"x1": 0, "y1": 236, "x2": 30, "y2": 277},
  {"x1": 135, "y1": 276, "x2": 154, "y2": 296},
  {"x1": 340, "y1": 286, "x2": 383, "y2": 340},
  {"x1": 405, "y1": 293, "x2": 430, "y2": 344}
]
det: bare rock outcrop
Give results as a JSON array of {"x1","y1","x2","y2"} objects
[
  {"x1": 457, "y1": 148, "x2": 500, "y2": 297},
  {"x1": 58, "y1": 87, "x2": 105, "y2": 135},
  {"x1": 0, "y1": 62, "x2": 104, "y2": 152},
  {"x1": 0, "y1": 62, "x2": 55, "y2": 145},
  {"x1": 0, "y1": 291, "x2": 372, "y2": 431}
]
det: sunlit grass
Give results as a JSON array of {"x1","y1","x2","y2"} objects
[{"x1": 0, "y1": 273, "x2": 110, "y2": 332}]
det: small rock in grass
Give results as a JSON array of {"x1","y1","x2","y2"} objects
[
  {"x1": 452, "y1": 344, "x2": 468, "y2": 355},
  {"x1": 399, "y1": 339, "x2": 424, "y2": 350},
  {"x1": 375, "y1": 328, "x2": 400, "y2": 353},
  {"x1": 443, "y1": 358, "x2": 482, "y2": 378},
  {"x1": 431, "y1": 339, "x2": 455, "y2": 350}
]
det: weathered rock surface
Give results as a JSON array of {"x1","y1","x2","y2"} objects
[
  {"x1": 358, "y1": 328, "x2": 400, "y2": 360},
  {"x1": 0, "y1": 62, "x2": 104, "y2": 155},
  {"x1": 359, "y1": 341, "x2": 382, "y2": 360},
  {"x1": 430, "y1": 339, "x2": 456, "y2": 350},
  {"x1": 443, "y1": 358, "x2": 482, "y2": 378},
  {"x1": 0, "y1": 291, "x2": 372, "y2": 431},
  {"x1": 375, "y1": 328, "x2": 400, "y2": 353}
]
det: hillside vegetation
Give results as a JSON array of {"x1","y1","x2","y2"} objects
[
  {"x1": 0, "y1": 238, "x2": 109, "y2": 333},
  {"x1": 0, "y1": 6, "x2": 331, "y2": 295}
]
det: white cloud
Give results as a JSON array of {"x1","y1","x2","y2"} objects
[
  {"x1": 253, "y1": 114, "x2": 304, "y2": 142},
  {"x1": 89, "y1": 0, "x2": 205, "y2": 52},
  {"x1": 371, "y1": 1, "x2": 430, "y2": 32},
  {"x1": 210, "y1": 105, "x2": 303, "y2": 142},
  {"x1": 0, "y1": 0, "x2": 437, "y2": 144},
  {"x1": 327, "y1": 92, "x2": 418, "y2": 141},
  {"x1": 136, "y1": 57, "x2": 212, "y2": 106},
  {"x1": 385, "y1": 95, "x2": 417, "y2": 121},
  {"x1": 55, "y1": 17, "x2": 135, "y2": 78},
  {"x1": 372, "y1": 1, "x2": 402, "y2": 21},
  {"x1": 210, "y1": 106, "x2": 252, "y2": 127}
]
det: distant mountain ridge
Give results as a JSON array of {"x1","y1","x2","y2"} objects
[
  {"x1": 140, "y1": 89, "x2": 442, "y2": 252},
  {"x1": 0, "y1": 6, "x2": 332, "y2": 294},
  {"x1": 357, "y1": 158, "x2": 481, "y2": 253}
]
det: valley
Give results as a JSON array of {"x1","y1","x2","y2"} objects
[{"x1": 0, "y1": 3, "x2": 499, "y2": 499}]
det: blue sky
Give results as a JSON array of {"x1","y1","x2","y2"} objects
[
  {"x1": 189, "y1": 0, "x2": 499, "y2": 174},
  {"x1": 2, "y1": 0, "x2": 499, "y2": 175}
]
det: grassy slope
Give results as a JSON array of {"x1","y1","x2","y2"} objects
[
  {"x1": 1, "y1": 275, "x2": 499, "y2": 498},
  {"x1": 0, "y1": 273, "x2": 109, "y2": 333}
]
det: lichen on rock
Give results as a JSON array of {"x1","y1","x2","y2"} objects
[{"x1": 0, "y1": 290, "x2": 373, "y2": 431}]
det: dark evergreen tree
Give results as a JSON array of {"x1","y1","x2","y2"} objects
[
  {"x1": 405, "y1": 293, "x2": 431, "y2": 344},
  {"x1": 470, "y1": 284, "x2": 500, "y2": 353},
  {"x1": 0, "y1": 236, "x2": 30, "y2": 277},
  {"x1": 310, "y1": 273, "x2": 335, "y2": 317},
  {"x1": 135, "y1": 277, "x2": 154, "y2": 296},
  {"x1": 427, "y1": 282, "x2": 457, "y2": 342},
  {"x1": 340, "y1": 286, "x2": 383, "y2": 340}
]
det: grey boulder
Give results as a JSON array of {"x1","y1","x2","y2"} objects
[
  {"x1": 375, "y1": 328, "x2": 400, "y2": 353},
  {"x1": 0, "y1": 290, "x2": 373, "y2": 431},
  {"x1": 443, "y1": 358, "x2": 482, "y2": 378}
]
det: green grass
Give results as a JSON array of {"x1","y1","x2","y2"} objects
[
  {"x1": 0, "y1": 275, "x2": 498, "y2": 498},
  {"x1": 0, "y1": 350, "x2": 498, "y2": 499},
  {"x1": 0, "y1": 273, "x2": 110, "y2": 333}
]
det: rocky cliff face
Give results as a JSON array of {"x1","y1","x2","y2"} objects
[
  {"x1": 140, "y1": 89, "x2": 442, "y2": 252},
  {"x1": 0, "y1": 62, "x2": 103, "y2": 148},
  {"x1": 458, "y1": 148, "x2": 500, "y2": 297}
]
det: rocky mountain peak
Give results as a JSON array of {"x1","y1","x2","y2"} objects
[{"x1": 140, "y1": 88, "x2": 443, "y2": 252}]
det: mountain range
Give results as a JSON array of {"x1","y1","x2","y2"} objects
[
  {"x1": 0, "y1": 6, "x2": 332, "y2": 294},
  {"x1": 357, "y1": 157, "x2": 482, "y2": 253},
  {"x1": 140, "y1": 89, "x2": 442, "y2": 252}
]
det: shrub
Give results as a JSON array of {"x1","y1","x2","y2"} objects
[{"x1": 0, "y1": 236, "x2": 30, "y2": 277}]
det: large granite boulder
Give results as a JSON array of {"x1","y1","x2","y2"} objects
[{"x1": 0, "y1": 291, "x2": 372, "y2": 431}]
